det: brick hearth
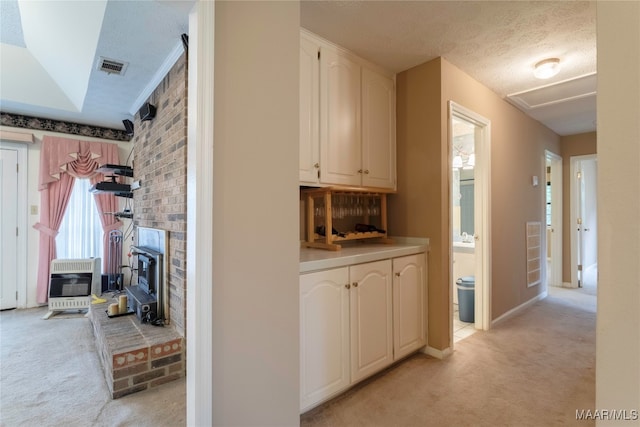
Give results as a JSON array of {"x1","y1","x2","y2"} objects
[{"x1": 89, "y1": 301, "x2": 184, "y2": 399}]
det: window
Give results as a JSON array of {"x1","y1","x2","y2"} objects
[{"x1": 56, "y1": 179, "x2": 103, "y2": 259}]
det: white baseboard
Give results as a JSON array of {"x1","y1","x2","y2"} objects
[
  {"x1": 422, "y1": 345, "x2": 453, "y2": 359},
  {"x1": 562, "y1": 281, "x2": 577, "y2": 289},
  {"x1": 491, "y1": 291, "x2": 547, "y2": 327}
]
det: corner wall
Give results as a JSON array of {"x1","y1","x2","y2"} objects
[{"x1": 595, "y1": 1, "x2": 640, "y2": 412}]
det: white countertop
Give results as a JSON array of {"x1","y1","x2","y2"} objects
[{"x1": 300, "y1": 237, "x2": 429, "y2": 273}]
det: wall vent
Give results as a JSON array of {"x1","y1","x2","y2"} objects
[{"x1": 97, "y1": 57, "x2": 129, "y2": 76}]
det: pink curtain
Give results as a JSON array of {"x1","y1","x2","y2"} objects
[{"x1": 34, "y1": 136, "x2": 123, "y2": 304}]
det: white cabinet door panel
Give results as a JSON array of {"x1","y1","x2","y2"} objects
[
  {"x1": 349, "y1": 259, "x2": 393, "y2": 383},
  {"x1": 393, "y1": 254, "x2": 426, "y2": 360},
  {"x1": 300, "y1": 267, "x2": 350, "y2": 411},
  {"x1": 299, "y1": 35, "x2": 320, "y2": 184}
]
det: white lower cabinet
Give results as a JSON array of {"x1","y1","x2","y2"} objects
[
  {"x1": 300, "y1": 253, "x2": 426, "y2": 412},
  {"x1": 299, "y1": 267, "x2": 350, "y2": 412},
  {"x1": 349, "y1": 260, "x2": 393, "y2": 383},
  {"x1": 393, "y1": 254, "x2": 426, "y2": 360}
]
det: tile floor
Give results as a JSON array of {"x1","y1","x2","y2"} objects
[{"x1": 453, "y1": 302, "x2": 477, "y2": 343}]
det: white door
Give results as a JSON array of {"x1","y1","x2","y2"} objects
[
  {"x1": 545, "y1": 151, "x2": 563, "y2": 288},
  {"x1": 392, "y1": 254, "x2": 426, "y2": 360},
  {"x1": 320, "y1": 47, "x2": 361, "y2": 186},
  {"x1": 1, "y1": 148, "x2": 19, "y2": 310},
  {"x1": 576, "y1": 157, "x2": 598, "y2": 287},
  {"x1": 299, "y1": 267, "x2": 350, "y2": 412},
  {"x1": 349, "y1": 259, "x2": 393, "y2": 383}
]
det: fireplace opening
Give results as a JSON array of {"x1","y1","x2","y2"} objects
[{"x1": 127, "y1": 245, "x2": 164, "y2": 325}]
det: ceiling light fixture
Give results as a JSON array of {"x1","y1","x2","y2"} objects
[{"x1": 534, "y1": 58, "x2": 561, "y2": 79}]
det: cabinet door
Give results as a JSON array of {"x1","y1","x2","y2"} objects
[
  {"x1": 320, "y1": 47, "x2": 361, "y2": 186},
  {"x1": 349, "y1": 260, "x2": 393, "y2": 383},
  {"x1": 393, "y1": 254, "x2": 426, "y2": 360},
  {"x1": 300, "y1": 267, "x2": 350, "y2": 412},
  {"x1": 299, "y1": 34, "x2": 320, "y2": 184},
  {"x1": 362, "y1": 68, "x2": 396, "y2": 189}
]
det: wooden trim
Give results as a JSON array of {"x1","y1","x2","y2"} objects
[{"x1": 0, "y1": 130, "x2": 35, "y2": 144}]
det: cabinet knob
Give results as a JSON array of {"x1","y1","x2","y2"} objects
[
  {"x1": 357, "y1": 169, "x2": 363, "y2": 174},
  {"x1": 314, "y1": 163, "x2": 319, "y2": 169},
  {"x1": 395, "y1": 272, "x2": 400, "y2": 277},
  {"x1": 345, "y1": 284, "x2": 351, "y2": 289},
  {"x1": 364, "y1": 170, "x2": 370, "y2": 174},
  {"x1": 352, "y1": 282, "x2": 358, "y2": 288}
]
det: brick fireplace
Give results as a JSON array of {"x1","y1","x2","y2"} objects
[{"x1": 88, "y1": 52, "x2": 188, "y2": 398}]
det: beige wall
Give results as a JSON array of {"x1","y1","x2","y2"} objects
[
  {"x1": 560, "y1": 131, "x2": 597, "y2": 284},
  {"x1": 212, "y1": 1, "x2": 300, "y2": 424},
  {"x1": 596, "y1": 1, "x2": 640, "y2": 412},
  {"x1": 390, "y1": 57, "x2": 560, "y2": 351}
]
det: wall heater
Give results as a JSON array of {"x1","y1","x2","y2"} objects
[{"x1": 43, "y1": 258, "x2": 101, "y2": 320}]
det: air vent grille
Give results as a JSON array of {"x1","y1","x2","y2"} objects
[{"x1": 97, "y1": 57, "x2": 128, "y2": 76}]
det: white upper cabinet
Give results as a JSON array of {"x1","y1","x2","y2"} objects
[
  {"x1": 320, "y1": 46, "x2": 362, "y2": 187},
  {"x1": 299, "y1": 30, "x2": 396, "y2": 190},
  {"x1": 362, "y1": 68, "x2": 396, "y2": 189},
  {"x1": 299, "y1": 33, "x2": 321, "y2": 185}
]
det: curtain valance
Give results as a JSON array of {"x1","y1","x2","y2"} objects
[{"x1": 39, "y1": 136, "x2": 120, "y2": 190}]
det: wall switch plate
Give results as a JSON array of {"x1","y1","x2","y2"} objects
[
  {"x1": 532, "y1": 176, "x2": 539, "y2": 187},
  {"x1": 30, "y1": 205, "x2": 38, "y2": 215}
]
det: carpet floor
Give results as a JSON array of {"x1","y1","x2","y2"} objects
[{"x1": 1, "y1": 287, "x2": 595, "y2": 426}]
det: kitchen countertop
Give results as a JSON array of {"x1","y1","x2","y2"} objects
[{"x1": 300, "y1": 237, "x2": 429, "y2": 273}]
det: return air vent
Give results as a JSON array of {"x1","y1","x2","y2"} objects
[{"x1": 97, "y1": 57, "x2": 129, "y2": 76}]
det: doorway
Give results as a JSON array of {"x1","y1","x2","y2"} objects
[
  {"x1": 570, "y1": 155, "x2": 597, "y2": 291},
  {"x1": 545, "y1": 151, "x2": 563, "y2": 288},
  {"x1": 449, "y1": 101, "x2": 491, "y2": 344}
]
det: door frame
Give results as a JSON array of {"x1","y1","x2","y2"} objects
[
  {"x1": 570, "y1": 154, "x2": 597, "y2": 288},
  {"x1": 0, "y1": 141, "x2": 28, "y2": 308},
  {"x1": 545, "y1": 150, "x2": 563, "y2": 288},
  {"x1": 448, "y1": 101, "x2": 492, "y2": 334}
]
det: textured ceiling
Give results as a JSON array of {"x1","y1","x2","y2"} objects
[
  {"x1": 301, "y1": 1, "x2": 597, "y2": 135},
  {"x1": 0, "y1": 1, "x2": 597, "y2": 135}
]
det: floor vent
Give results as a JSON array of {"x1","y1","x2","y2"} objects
[{"x1": 97, "y1": 57, "x2": 129, "y2": 76}]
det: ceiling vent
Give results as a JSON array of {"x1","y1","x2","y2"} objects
[{"x1": 97, "y1": 57, "x2": 129, "y2": 76}]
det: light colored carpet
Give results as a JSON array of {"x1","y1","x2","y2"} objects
[
  {"x1": 1, "y1": 289, "x2": 595, "y2": 427},
  {"x1": 301, "y1": 290, "x2": 596, "y2": 427},
  {"x1": 0, "y1": 307, "x2": 185, "y2": 427}
]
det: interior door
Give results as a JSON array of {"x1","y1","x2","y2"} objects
[
  {"x1": 577, "y1": 158, "x2": 598, "y2": 287},
  {"x1": 1, "y1": 148, "x2": 19, "y2": 310}
]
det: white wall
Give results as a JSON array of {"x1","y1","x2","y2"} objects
[
  {"x1": 0, "y1": 126, "x2": 131, "y2": 308},
  {"x1": 209, "y1": 1, "x2": 300, "y2": 425},
  {"x1": 596, "y1": 1, "x2": 640, "y2": 418}
]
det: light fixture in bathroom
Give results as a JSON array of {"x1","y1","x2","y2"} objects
[
  {"x1": 534, "y1": 58, "x2": 561, "y2": 79},
  {"x1": 452, "y1": 155, "x2": 463, "y2": 169},
  {"x1": 467, "y1": 153, "x2": 475, "y2": 167}
]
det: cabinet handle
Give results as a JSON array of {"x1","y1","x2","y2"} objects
[
  {"x1": 345, "y1": 284, "x2": 351, "y2": 289},
  {"x1": 352, "y1": 282, "x2": 358, "y2": 288},
  {"x1": 364, "y1": 170, "x2": 370, "y2": 174},
  {"x1": 314, "y1": 163, "x2": 319, "y2": 169}
]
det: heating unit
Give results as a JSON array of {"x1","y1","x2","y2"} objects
[{"x1": 43, "y1": 258, "x2": 101, "y2": 319}]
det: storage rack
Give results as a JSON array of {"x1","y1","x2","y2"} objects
[{"x1": 301, "y1": 186, "x2": 395, "y2": 251}]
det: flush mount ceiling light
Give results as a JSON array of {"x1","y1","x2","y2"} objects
[{"x1": 534, "y1": 58, "x2": 561, "y2": 79}]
